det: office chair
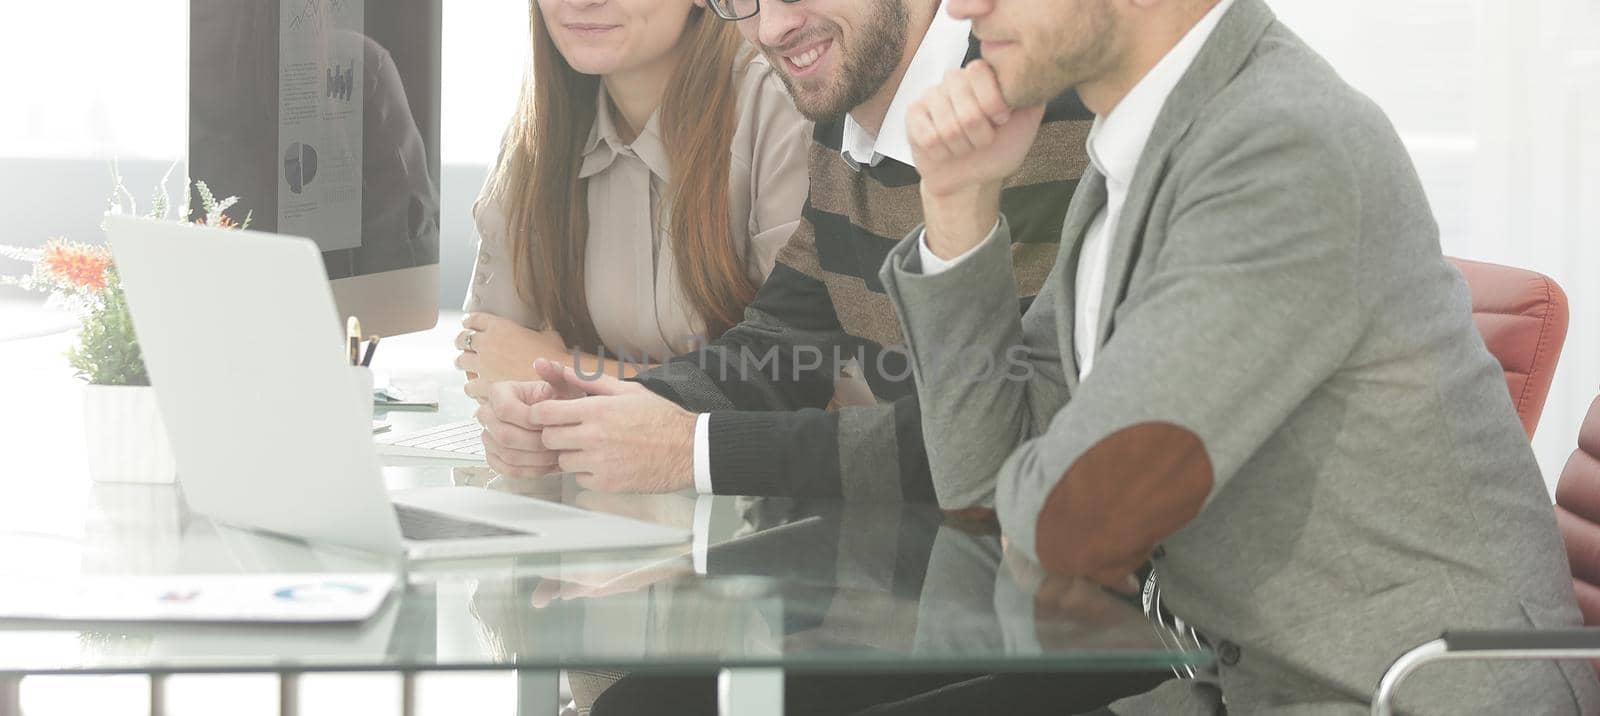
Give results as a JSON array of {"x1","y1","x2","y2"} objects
[
  {"x1": 1451, "y1": 258, "x2": 1569, "y2": 438},
  {"x1": 1371, "y1": 392, "x2": 1600, "y2": 716}
]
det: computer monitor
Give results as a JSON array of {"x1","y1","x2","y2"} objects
[{"x1": 189, "y1": 0, "x2": 442, "y2": 337}]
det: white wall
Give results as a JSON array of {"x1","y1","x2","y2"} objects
[
  {"x1": 0, "y1": 3, "x2": 187, "y2": 160},
  {"x1": 0, "y1": 2, "x2": 529, "y2": 316},
  {"x1": 0, "y1": 2, "x2": 525, "y2": 163},
  {"x1": 1271, "y1": 0, "x2": 1600, "y2": 493}
]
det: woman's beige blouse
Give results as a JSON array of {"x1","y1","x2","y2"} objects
[{"x1": 465, "y1": 54, "x2": 811, "y2": 361}]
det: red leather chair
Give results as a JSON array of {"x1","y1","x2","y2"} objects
[
  {"x1": 1556, "y1": 397, "x2": 1600, "y2": 625},
  {"x1": 1451, "y1": 258, "x2": 1570, "y2": 438}
]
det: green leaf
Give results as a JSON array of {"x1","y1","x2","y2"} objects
[
  {"x1": 68, "y1": 277, "x2": 149, "y2": 386},
  {"x1": 195, "y1": 181, "x2": 218, "y2": 218}
]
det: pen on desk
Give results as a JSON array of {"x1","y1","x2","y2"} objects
[
  {"x1": 347, "y1": 316, "x2": 362, "y2": 366},
  {"x1": 361, "y1": 335, "x2": 380, "y2": 368}
]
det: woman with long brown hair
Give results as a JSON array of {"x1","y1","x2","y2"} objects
[{"x1": 455, "y1": 0, "x2": 809, "y2": 390}]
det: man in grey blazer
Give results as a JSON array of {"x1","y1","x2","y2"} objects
[{"x1": 878, "y1": 0, "x2": 1600, "y2": 712}]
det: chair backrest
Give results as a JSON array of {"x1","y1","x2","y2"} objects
[
  {"x1": 1555, "y1": 396, "x2": 1600, "y2": 626},
  {"x1": 1450, "y1": 258, "x2": 1570, "y2": 438}
]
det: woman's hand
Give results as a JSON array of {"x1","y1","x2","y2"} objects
[{"x1": 455, "y1": 312, "x2": 571, "y2": 389}]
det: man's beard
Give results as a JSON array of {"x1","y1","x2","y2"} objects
[
  {"x1": 1002, "y1": 0, "x2": 1117, "y2": 108},
  {"x1": 765, "y1": 2, "x2": 908, "y2": 122}
]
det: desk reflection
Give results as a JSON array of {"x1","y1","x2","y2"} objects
[
  {"x1": 0, "y1": 478, "x2": 1170, "y2": 674},
  {"x1": 458, "y1": 492, "x2": 1163, "y2": 668}
]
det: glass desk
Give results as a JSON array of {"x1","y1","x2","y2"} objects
[{"x1": 0, "y1": 314, "x2": 1208, "y2": 715}]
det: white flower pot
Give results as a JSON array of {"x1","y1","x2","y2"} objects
[{"x1": 82, "y1": 384, "x2": 177, "y2": 484}]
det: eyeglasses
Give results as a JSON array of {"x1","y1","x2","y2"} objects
[{"x1": 705, "y1": 0, "x2": 802, "y2": 22}]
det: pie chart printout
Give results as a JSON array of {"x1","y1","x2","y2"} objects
[{"x1": 283, "y1": 142, "x2": 320, "y2": 195}]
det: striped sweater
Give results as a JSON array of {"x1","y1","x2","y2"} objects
[{"x1": 637, "y1": 91, "x2": 1092, "y2": 500}]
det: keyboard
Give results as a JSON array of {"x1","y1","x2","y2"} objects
[
  {"x1": 393, "y1": 504, "x2": 532, "y2": 541},
  {"x1": 376, "y1": 420, "x2": 487, "y2": 462}
]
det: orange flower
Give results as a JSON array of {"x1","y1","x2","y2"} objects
[
  {"x1": 194, "y1": 215, "x2": 239, "y2": 229},
  {"x1": 39, "y1": 238, "x2": 112, "y2": 292}
]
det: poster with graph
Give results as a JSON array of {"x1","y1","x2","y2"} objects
[{"x1": 278, "y1": 0, "x2": 364, "y2": 251}]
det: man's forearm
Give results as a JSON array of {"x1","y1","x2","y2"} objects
[
  {"x1": 702, "y1": 400, "x2": 937, "y2": 503},
  {"x1": 880, "y1": 218, "x2": 1070, "y2": 509}
]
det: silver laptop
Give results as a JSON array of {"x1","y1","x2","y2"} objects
[{"x1": 105, "y1": 215, "x2": 688, "y2": 560}]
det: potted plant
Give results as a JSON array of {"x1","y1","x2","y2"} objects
[{"x1": 0, "y1": 167, "x2": 250, "y2": 483}]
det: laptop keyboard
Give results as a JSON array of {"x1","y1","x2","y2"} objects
[
  {"x1": 386, "y1": 420, "x2": 486, "y2": 456},
  {"x1": 394, "y1": 504, "x2": 533, "y2": 541}
]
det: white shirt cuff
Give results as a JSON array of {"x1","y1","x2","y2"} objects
[
  {"x1": 691, "y1": 495, "x2": 713, "y2": 574},
  {"x1": 692, "y1": 413, "x2": 713, "y2": 494},
  {"x1": 917, "y1": 221, "x2": 1000, "y2": 276}
]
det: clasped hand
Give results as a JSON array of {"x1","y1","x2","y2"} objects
[
  {"x1": 475, "y1": 359, "x2": 698, "y2": 494},
  {"x1": 454, "y1": 312, "x2": 570, "y2": 390}
]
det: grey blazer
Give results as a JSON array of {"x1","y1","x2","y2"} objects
[{"x1": 879, "y1": 0, "x2": 1600, "y2": 713}]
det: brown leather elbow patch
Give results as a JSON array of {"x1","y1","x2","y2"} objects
[{"x1": 1034, "y1": 422, "x2": 1214, "y2": 578}]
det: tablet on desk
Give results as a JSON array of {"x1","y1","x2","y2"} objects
[{"x1": 0, "y1": 573, "x2": 398, "y2": 625}]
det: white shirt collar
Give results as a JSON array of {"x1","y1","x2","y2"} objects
[
  {"x1": 1086, "y1": 0, "x2": 1236, "y2": 190},
  {"x1": 841, "y1": 6, "x2": 971, "y2": 169}
]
